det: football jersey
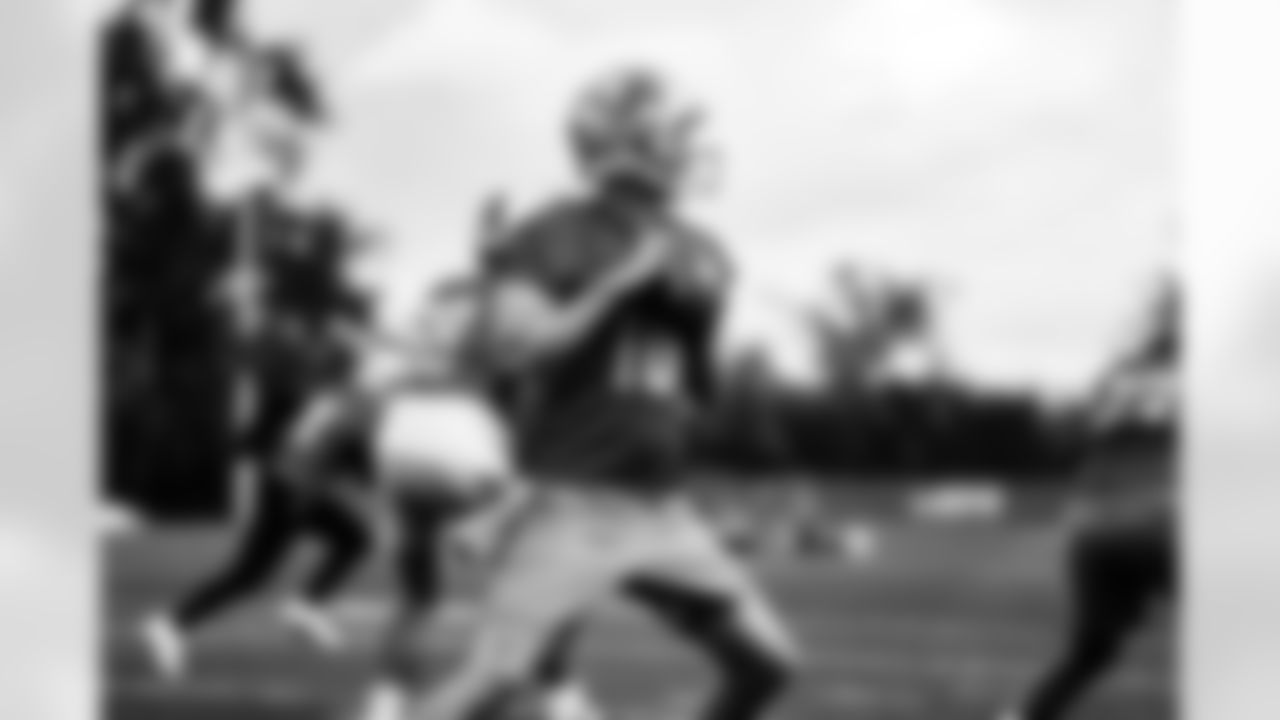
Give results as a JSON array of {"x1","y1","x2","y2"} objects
[{"x1": 483, "y1": 193, "x2": 730, "y2": 484}]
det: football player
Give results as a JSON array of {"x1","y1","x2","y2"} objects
[{"x1": 367, "y1": 66, "x2": 798, "y2": 720}]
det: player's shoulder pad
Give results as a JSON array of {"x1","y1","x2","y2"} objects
[
  {"x1": 670, "y1": 216, "x2": 735, "y2": 292},
  {"x1": 482, "y1": 194, "x2": 592, "y2": 277}
]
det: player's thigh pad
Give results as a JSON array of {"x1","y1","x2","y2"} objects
[
  {"x1": 285, "y1": 389, "x2": 350, "y2": 454},
  {"x1": 376, "y1": 390, "x2": 515, "y2": 500},
  {"x1": 458, "y1": 489, "x2": 628, "y2": 676},
  {"x1": 626, "y1": 498, "x2": 796, "y2": 657},
  {"x1": 519, "y1": 393, "x2": 692, "y2": 485}
]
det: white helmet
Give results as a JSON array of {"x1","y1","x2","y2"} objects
[{"x1": 568, "y1": 66, "x2": 714, "y2": 196}]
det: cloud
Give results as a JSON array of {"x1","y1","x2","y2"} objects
[
  {"x1": 264, "y1": 0, "x2": 1171, "y2": 391},
  {"x1": 55, "y1": 0, "x2": 123, "y2": 30},
  {"x1": 346, "y1": 0, "x2": 564, "y2": 90}
]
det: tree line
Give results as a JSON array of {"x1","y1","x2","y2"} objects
[
  {"x1": 101, "y1": 0, "x2": 371, "y2": 517},
  {"x1": 100, "y1": 1, "x2": 1175, "y2": 518},
  {"x1": 693, "y1": 270, "x2": 1177, "y2": 485}
]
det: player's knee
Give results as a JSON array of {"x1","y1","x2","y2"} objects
[
  {"x1": 331, "y1": 519, "x2": 373, "y2": 559},
  {"x1": 451, "y1": 610, "x2": 553, "y2": 686},
  {"x1": 393, "y1": 523, "x2": 446, "y2": 604},
  {"x1": 719, "y1": 641, "x2": 794, "y2": 702},
  {"x1": 748, "y1": 600, "x2": 802, "y2": 664},
  {"x1": 225, "y1": 551, "x2": 280, "y2": 587},
  {"x1": 1070, "y1": 527, "x2": 1123, "y2": 593},
  {"x1": 1067, "y1": 615, "x2": 1133, "y2": 674},
  {"x1": 446, "y1": 645, "x2": 538, "y2": 707},
  {"x1": 531, "y1": 620, "x2": 585, "y2": 685},
  {"x1": 411, "y1": 658, "x2": 527, "y2": 720},
  {"x1": 714, "y1": 604, "x2": 800, "y2": 695},
  {"x1": 284, "y1": 392, "x2": 365, "y2": 469}
]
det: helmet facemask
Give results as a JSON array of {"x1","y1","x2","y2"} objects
[{"x1": 570, "y1": 69, "x2": 717, "y2": 203}]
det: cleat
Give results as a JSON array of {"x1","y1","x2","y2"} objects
[
  {"x1": 139, "y1": 614, "x2": 188, "y2": 681},
  {"x1": 352, "y1": 682, "x2": 408, "y2": 720},
  {"x1": 279, "y1": 598, "x2": 346, "y2": 653},
  {"x1": 540, "y1": 682, "x2": 605, "y2": 720}
]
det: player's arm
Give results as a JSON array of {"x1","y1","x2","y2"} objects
[
  {"x1": 672, "y1": 230, "x2": 734, "y2": 407},
  {"x1": 109, "y1": 88, "x2": 212, "y2": 195},
  {"x1": 480, "y1": 225, "x2": 671, "y2": 368},
  {"x1": 330, "y1": 321, "x2": 408, "y2": 356}
]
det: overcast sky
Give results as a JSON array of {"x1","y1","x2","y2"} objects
[{"x1": 97, "y1": 0, "x2": 1175, "y2": 394}]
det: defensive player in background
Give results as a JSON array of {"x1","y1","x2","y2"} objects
[
  {"x1": 134, "y1": 14, "x2": 377, "y2": 675},
  {"x1": 138, "y1": 210, "x2": 376, "y2": 678},
  {"x1": 366, "y1": 66, "x2": 798, "y2": 720},
  {"x1": 1000, "y1": 282, "x2": 1178, "y2": 720},
  {"x1": 279, "y1": 204, "x2": 606, "y2": 720}
]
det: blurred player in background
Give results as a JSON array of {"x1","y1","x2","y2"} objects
[
  {"x1": 364, "y1": 66, "x2": 797, "y2": 720},
  {"x1": 282, "y1": 198, "x2": 602, "y2": 720},
  {"x1": 137, "y1": 208, "x2": 382, "y2": 677},
  {"x1": 134, "y1": 4, "x2": 380, "y2": 676},
  {"x1": 999, "y1": 281, "x2": 1178, "y2": 720}
]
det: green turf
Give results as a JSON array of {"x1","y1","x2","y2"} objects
[{"x1": 103, "y1": 522, "x2": 1175, "y2": 720}]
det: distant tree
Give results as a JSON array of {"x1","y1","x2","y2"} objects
[
  {"x1": 192, "y1": 0, "x2": 244, "y2": 47},
  {"x1": 803, "y1": 262, "x2": 942, "y2": 390},
  {"x1": 703, "y1": 347, "x2": 793, "y2": 471},
  {"x1": 474, "y1": 191, "x2": 512, "y2": 265},
  {"x1": 1091, "y1": 274, "x2": 1179, "y2": 430}
]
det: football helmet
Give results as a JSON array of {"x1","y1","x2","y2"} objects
[{"x1": 568, "y1": 66, "x2": 715, "y2": 197}]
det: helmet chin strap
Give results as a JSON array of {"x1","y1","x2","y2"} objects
[
  {"x1": 592, "y1": 152, "x2": 720, "y2": 211},
  {"x1": 681, "y1": 145, "x2": 722, "y2": 199},
  {"x1": 600, "y1": 175, "x2": 670, "y2": 216},
  {"x1": 578, "y1": 118, "x2": 718, "y2": 207}
]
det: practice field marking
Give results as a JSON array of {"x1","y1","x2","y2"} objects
[
  {"x1": 111, "y1": 675, "x2": 926, "y2": 720},
  {"x1": 108, "y1": 617, "x2": 1168, "y2": 697},
  {"x1": 108, "y1": 592, "x2": 1168, "y2": 659},
  {"x1": 113, "y1": 676, "x2": 317, "y2": 707},
  {"x1": 321, "y1": 596, "x2": 1168, "y2": 662},
  {"x1": 107, "y1": 523, "x2": 1173, "y2": 720},
  {"x1": 113, "y1": 595, "x2": 1036, "y2": 644},
  {"x1": 111, "y1": 662, "x2": 956, "y2": 714}
]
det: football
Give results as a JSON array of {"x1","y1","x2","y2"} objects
[
  {"x1": 662, "y1": 232, "x2": 729, "y2": 301},
  {"x1": 503, "y1": 683, "x2": 605, "y2": 720},
  {"x1": 475, "y1": 280, "x2": 565, "y2": 366}
]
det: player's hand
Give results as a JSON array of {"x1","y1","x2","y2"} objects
[
  {"x1": 449, "y1": 482, "x2": 530, "y2": 563},
  {"x1": 606, "y1": 222, "x2": 679, "y2": 292},
  {"x1": 448, "y1": 512, "x2": 499, "y2": 563}
]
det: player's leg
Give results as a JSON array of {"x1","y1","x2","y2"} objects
[
  {"x1": 529, "y1": 619, "x2": 601, "y2": 720},
  {"x1": 359, "y1": 482, "x2": 570, "y2": 720},
  {"x1": 171, "y1": 480, "x2": 300, "y2": 626},
  {"x1": 340, "y1": 409, "x2": 519, "y2": 677},
  {"x1": 300, "y1": 493, "x2": 374, "y2": 603},
  {"x1": 576, "y1": 394, "x2": 797, "y2": 720},
  {"x1": 141, "y1": 477, "x2": 301, "y2": 678},
  {"x1": 1003, "y1": 521, "x2": 1172, "y2": 720},
  {"x1": 214, "y1": 366, "x2": 367, "y2": 650},
  {"x1": 625, "y1": 499, "x2": 799, "y2": 720},
  {"x1": 360, "y1": 491, "x2": 457, "y2": 720},
  {"x1": 359, "y1": 391, "x2": 573, "y2": 720},
  {"x1": 277, "y1": 394, "x2": 384, "y2": 649},
  {"x1": 278, "y1": 484, "x2": 374, "y2": 652},
  {"x1": 429, "y1": 480, "x2": 601, "y2": 720},
  {"x1": 368, "y1": 490, "x2": 607, "y2": 720},
  {"x1": 530, "y1": 619, "x2": 581, "y2": 685},
  {"x1": 280, "y1": 384, "x2": 375, "y2": 485},
  {"x1": 432, "y1": 476, "x2": 601, "y2": 720}
]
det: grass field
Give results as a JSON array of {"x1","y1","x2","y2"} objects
[{"x1": 103, "y1": 518, "x2": 1175, "y2": 720}]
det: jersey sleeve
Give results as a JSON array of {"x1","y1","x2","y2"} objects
[
  {"x1": 665, "y1": 222, "x2": 734, "y2": 407},
  {"x1": 680, "y1": 224, "x2": 735, "y2": 302},
  {"x1": 481, "y1": 198, "x2": 590, "y2": 296}
]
